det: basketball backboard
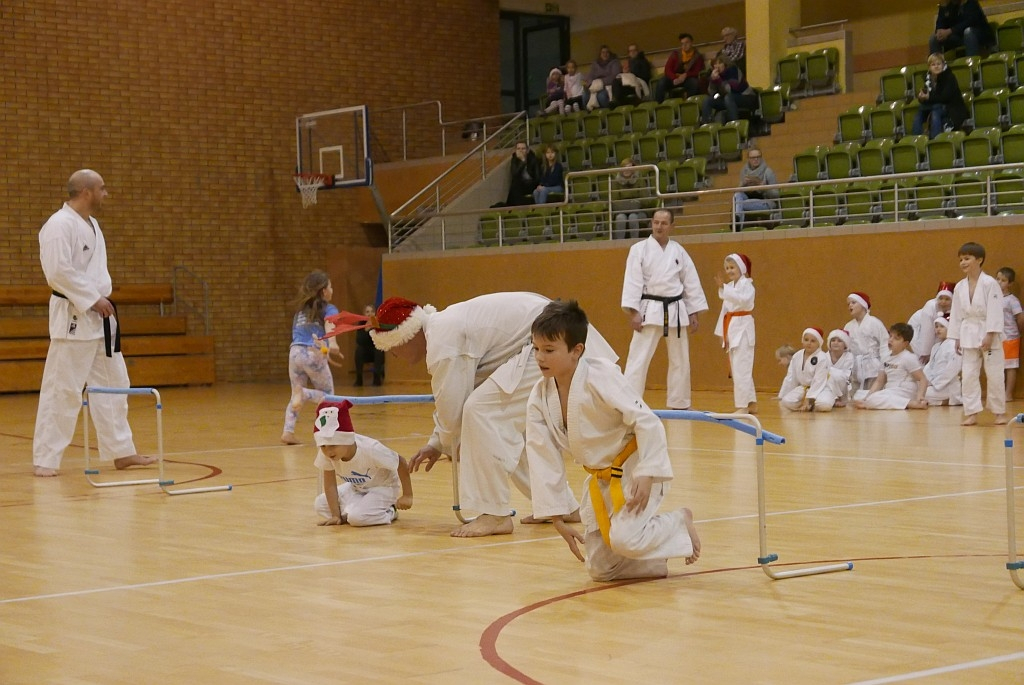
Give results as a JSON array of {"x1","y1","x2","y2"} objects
[{"x1": 294, "y1": 104, "x2": 372, "y2": 189}]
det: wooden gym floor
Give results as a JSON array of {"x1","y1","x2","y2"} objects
[{"x1": 1, "y1": 383, "x2": 1022, "y2": 684}]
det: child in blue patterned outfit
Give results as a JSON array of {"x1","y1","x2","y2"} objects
[{"x1": 281, "y1": 270, "x2": 343, "y2": 444}]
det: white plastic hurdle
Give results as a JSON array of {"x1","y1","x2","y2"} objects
[
  {"x1": 83, "y1": 386, "x2": 232, "y2": 496},
  {"x1": 1004, "y1": 413, "x2": 1024, "y2": 590},
  {"x1": 327, "y1": 394, "x2": 852, "y2": 580},
  {"x1": 657, "y1": 410, "x2": 853, "y2": 580}
]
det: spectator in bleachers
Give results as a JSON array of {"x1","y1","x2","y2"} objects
[
  {"x1": 719, "y1": 27, "x2": 745, "y2": 72},
  {"x1": 611, "y1": 158, "x2": 650, "y2": 239},
  {"x1": 929, "y1": 0, "x2": 994, "y2": 57},
  {"x1": 540, "y1": 68, "x2": 566, "y2": 116},
  {"x1": 506, "y1": 141, "x2": 542, "y2": 206},
  {"x1": 533, "y1": 145, "x2": 565, "y2": 204},
  {"x1": 586, "y1": 45, "x2": 622, "y2": 110},
  {"x1": 701, "y1": 54, "x2": 758, "y2": 125},
  {"x1": 655, "y1": 33, "x2": 705, "y2": 102},
  {"x1": 912, "y1": 53, "x2": 970, "y2": 139},
  {"x1": 732, "y1": 147, "x2": 778, "y2": 230},
  {"x1": 563, "y1": 60, "x2": 586, "y2": 113},
  {"x1": 613, "y1": 44, "x2": 653, "y2": 107}
]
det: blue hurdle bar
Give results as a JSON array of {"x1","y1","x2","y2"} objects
[
  {"x1": 1005, "y1": 413, "x2": 1024, "y2": 590},
  {"x1": 83, "y1": 386, "x2": 232, "y2": 496},
  {"x1": 328, "y1": 394, "x2": 852, "y2": 580}
]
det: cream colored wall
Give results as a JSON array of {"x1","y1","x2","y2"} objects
[{"x1": 378, "y1": 223, "x2": 1023, "y2": 400}]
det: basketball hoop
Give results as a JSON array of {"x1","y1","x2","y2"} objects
[{"x1": 294, "y1": 173, "x2": 331, "y2": 208}]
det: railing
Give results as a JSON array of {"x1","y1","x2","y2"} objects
[
  {"x1": 375, "y1": 100, "x2": 524, "y2": 162},
  {"x1": 386, "y1": 160, "x2": 1024, "y2": 252},
  {"x1": 172, "y1": 265, "x2": 211, "y2": 335},
  {"x1": 387, "y1": 112, "x2": 527, "y2": 250}
]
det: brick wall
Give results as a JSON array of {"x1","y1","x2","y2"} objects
[{"x1": 0, "y1": 0, "x2": 500, "y2": 382}]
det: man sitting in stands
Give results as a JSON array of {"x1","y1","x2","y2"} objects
[{"x1": 655, "y1": 33, "x2": 705, "y2": 102}]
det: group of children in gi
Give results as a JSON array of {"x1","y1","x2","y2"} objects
[
  {"x1": 308, "y1": 300, "x2": 701, "y2": 583},
  {"x1": 773, "y1": 242, "x2": 1021, "y2": 425}
]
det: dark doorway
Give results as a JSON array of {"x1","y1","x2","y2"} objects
[{"x1": 500, "y1": 11, "x2": 570, "y2": 114}]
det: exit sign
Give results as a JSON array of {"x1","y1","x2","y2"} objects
[{"x1": 545, "y1": 2, "x2": 559, "y2": 12}]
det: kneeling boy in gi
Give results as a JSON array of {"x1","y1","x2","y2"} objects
[
  {"x1": 312, "y1": 400, "x2": 413, "y2": 526},
  {"x1": 525, "y1": 300, "x2": 700, "y2": 582}
]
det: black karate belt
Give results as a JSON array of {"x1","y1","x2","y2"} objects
[
  {"x1": 640, "y1": 293, "x2": 684, "y2": 337},
  {"x1": 52, "y1": 290, "x2": 121, "y2": 358}
]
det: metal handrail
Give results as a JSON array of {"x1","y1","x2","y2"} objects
[
  {"x1": 375, "y1": 100, "x2": 525, "y2": 161},
  {"x1": 389, "y1": 112, "x2": 527, "y2": 219}
]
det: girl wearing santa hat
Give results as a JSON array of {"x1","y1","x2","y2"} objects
[
  {"x1": 778, "y1": 327, "x2": 828, "y2": 411},
  {"x1": 806, "y1": 329, "x2": 855, "y2": 411},
  {"x1": 845, "y1": 291, "x2": 890, "y2": 400},
  {"x1": 713, "y1": 253, "x2": 756, "y2": 413}
]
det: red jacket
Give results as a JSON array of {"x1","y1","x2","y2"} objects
[{"x1": 664, "y1": 49, "x2": 704, "y2": 81}]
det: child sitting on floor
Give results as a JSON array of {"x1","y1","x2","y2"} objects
[
  {"x1": 923, "y1": 315, "x2": 962, "y2": 406},
  {"x1": 778, "y1": 327, "x2": 827, "y2": 412},
  {"x1": 806, "y1": 329, "x2": 854, "y2": 412},
  {"x1": 312, "y1": 400, "x2": 413, "y2": 527},
  {"x1": 855, "y1": 323, "x2": 928, "y2": 410}
]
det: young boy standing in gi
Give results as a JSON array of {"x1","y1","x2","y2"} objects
[
  {"x1": 312, "y1": 400, "x2": 413, "y2": 526},
  {"x1": 948, "y1": 243, "x2": 1007, "y2": 426},
  {"x1": 525, "y1": 300, "x2": 700, "y2": 582}
]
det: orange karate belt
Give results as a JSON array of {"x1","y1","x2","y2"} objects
[
  {"x1": 584, "y1": 436, "x2": 638, "y2": 547},
  {"x1": 722, "y1": 310, "x2": 753, "y2": 349}
]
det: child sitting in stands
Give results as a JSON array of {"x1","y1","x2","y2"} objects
[
  {"x1": 312, "y1": 400, "x2": 413, "y2": 527},
  {"x1": 778, "y1": 327, "x2": 827, "y2": 411},
  {"x1": 923, "y1": 315, "x2": 962, "y2": 406},
  {"x1": 806, "y1": 329, "x2": 854, "y2": 412},
  {"x1": 541, "y1": 67, "x2": 566, "y2": 115},
  {"x1": 563, "y1": 60, "x2": 585, "y2": 113},
  {"x1": 855, "y1": 323, "x2": 928, "y2": 410}
]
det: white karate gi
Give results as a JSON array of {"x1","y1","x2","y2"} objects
[
  {"x1": 423, "y1": 292, "x2": 618, "y2": 517},
  {"x1": 778, "y1": 350, "x2": 827, "y2": 410},
  {"x1": 923, "y1": 338, "x2": 962, "y2": 406},
  {"x1": 526, "y1": 357, "x2": 695, "y2": 581},
  {"x1": 313, "y1": 434, "x2": 402, "y2": 526},
  {"x1": 33, "y1": 203, "x2": 137, "y2": 471},
  {"x1": 806, "y1": 350, "x2": 853, "y2": 411},
  {"x1": 861, "y1": 349, "x2": 923, "y2": 409},
  {"x1": 713, "y1": 276, "x2": 755, "y2": 408},
  {"x1": 948, "y1": 273, "x2": 1005, "y2": 416},
  {"x1": 846, "y1": 313, "x2": 889, "y2": 394},
  {"x1": 908, "y1": 298, "x2": 940, "y2": 361},
  {"x1": 621, "y1": 237, "x2": 708, "y2": 409}
]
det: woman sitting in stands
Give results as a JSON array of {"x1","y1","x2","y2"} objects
[
  {"x1": 912, "y1": 52, "x2": 969, "y2": 139},
  {"x1": 700, "y1": 54, "x2": 758, "y2": 125},
  {"x1": 533, "y1": 145, "x2": 565, "y2": 205}
]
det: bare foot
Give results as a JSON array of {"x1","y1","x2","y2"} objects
[
  {"x1": 746, "y1": 402, "x2": 758, "y2": 415},
  {"x1": 33, "y1": 466, "x2": 59, "y2": 477},
  {"x1": 682, "y1": 507, "x2": 701, "y2": 565},
  {"x1": 961, "y1": 414, "x2": 978, "y2": 426},
  {"x1": 451, "y1": 514, "x2": 513, "y2": 538},
  {"x1": 520, "y1": 509, "x2": 582, "y2": 524},
  {"x1": 280, "y1": 432, "x2": 300, "y2": 445},
  {"x1": 907, "y1": 399, "x2": 928, "y2": 410},
  {"x1": 114, "y1": 454, "x2": 158, "y2": 470},
  {"x1": 994, "y1": 414, "x2": 1008, "y2": 425}
]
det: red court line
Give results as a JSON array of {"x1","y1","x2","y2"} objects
[{"x1": 480, "y1": 553, "x2": 1009, "y2": 684}]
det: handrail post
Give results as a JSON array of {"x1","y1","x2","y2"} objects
[{"x1": 402, "y1": 110, "x2": 408, "y2": 161}]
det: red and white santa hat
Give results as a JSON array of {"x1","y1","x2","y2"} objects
[
  {"x1": 368, "y1": 297, "x2": 437, "y2": 352},
  {"x1": 726, "y1": 253, "x2": 752, "y2": 277},
  {"x1": 936, "y1": 281, "x2": 955, "y2": 299},
  {"x1": 803, "y1": 327, "x2": 824, "y2": 345},
  {"x1": 847, "y1": 291, "x2": 871, "y2": 311},
  {"x1": 827, "y1": 328, "x2": 851, "y2": 349},
  {"x1": 313, "y1": 400, "x2": 356, "y2": 446}
]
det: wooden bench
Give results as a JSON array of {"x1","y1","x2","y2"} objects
[{"x1": 0, "y1": 284, "x2": 215, "y2": 393}]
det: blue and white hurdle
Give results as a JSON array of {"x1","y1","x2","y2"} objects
[
  {"x1": 328, "y1": 394, "x2": 853, "y2": 580},
  {"x1": 83, "y1": 386, "x2": 232, "y2": 496},
  {"x1": 1004, "y1": 413, "x2": 1024, "y2": 590}
]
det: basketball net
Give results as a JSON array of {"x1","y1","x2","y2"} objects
[{"x1": 294, "y1": 174, "x2": 326, "y2": 208}]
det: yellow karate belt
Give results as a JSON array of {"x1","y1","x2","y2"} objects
[{"x1": 584, "y1": 437, "x2": 638, "y2": 547}]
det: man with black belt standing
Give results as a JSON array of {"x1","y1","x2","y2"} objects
[
  {"x1": 33, "y1": 169, "x2": 154, "y2": 476},
  {"x1": 621, "y1": 208, "x2": 708, "y2": 410}
]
